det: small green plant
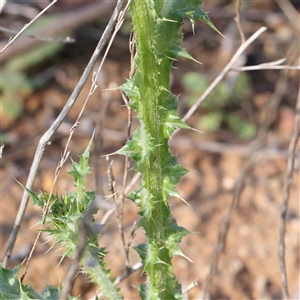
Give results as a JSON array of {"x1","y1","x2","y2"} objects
[
  {"x1": 22, "y1": 139, "x2": 121, "y2": 299},
  {"x1": 0, "y1": 40, "x2": 62, "y2": 127},
  {"x1": 182, "y1": 71, "x2": 256, "y2": 139}
]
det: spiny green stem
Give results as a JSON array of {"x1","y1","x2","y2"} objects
[
  {"x1": 129, "y1": 0, "x2": 184, "y2": 298},
  {"x1": 119, "y1": 1, "x2": 218, "y2": 298}
]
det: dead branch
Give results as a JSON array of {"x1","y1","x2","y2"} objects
[
  {"x1": 170, "y1": 137, "x2": 293, "y2": 159},
  {"x1": 0, "y1": 0, "x2": 57, "y2": 53},
  {"x1": 275, "y1": 0, "x2": 300, "y2": 35},
  {"x1": 202, "y1": 40, "x2": 296, "y2": 300},
  {"x1": 182, "y1": 27, "x2": 267, "y2": 122},
  {"x1": 278, "y1": 87, "x2": 300, "y2": 300},
  {"x1": 0, "y1": 25, "x2": 75, "y2": 43},
  {"x1": 118, "y1": 29, "x2": 136, "y2": 269},
  {"x1": 0, "y1": 144, "x2": 4, "y2": 159},
  {"x1": 234, "y1": 0, "x2": 245, "y2": 43},
  {"x1": 0, "y1": 1, "x2": 116, "y2": 63},
  {"x1": 60, "y1": 196, "x2": 106, "y2": 300},
  {"x1": 231, "y1": 57, "x2": 300, "y2": 71}
]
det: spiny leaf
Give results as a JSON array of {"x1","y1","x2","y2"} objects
[
  {"x1": 138, "y1": 284, "x2": 147, "y2": 300},
  {"x1": 27, "y1": 139, "x2": 121, "y2": 299},
  {"x1": 167, "y1": 44, "x2": 201, "y2": 64},
  {"x1": 164, "y1": 217, "x2": 190, "y2": 253},
  {"x1": 192, "y1": 9, "x2": 224, "y2": 37},
  {"x1": 83, "y1": 248, "x2": 122, "y2": 300},
  {"x1": 0, "y1": 264, "x2": 65, "y2": 300},
  {"x1": 161, "y1": 108, "x2": 191, "y2": 137},
  {"x1": 134, "y1": 243, "x2": 148, "y2": 262},
  {"x1": 17, "y1": 181, "x2": 43, "y2": 208}
]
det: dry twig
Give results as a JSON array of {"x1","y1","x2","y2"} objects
[
  {"x1": 99, "y1": 172, "x2": 141, "y2": 226},
  {"x1": 231, "y1": 57, "x2": 300, "y2": 71},
  {"x1": 0, "y1": 0, "x2": 57, "y2": 53},
  {"x1": 202, "y1": 154, "x2": 258, "y2": 298},
  {"x1": 234, "y1": 0, "x2": 245, "y2": 43},
  {"x1": 0, "y1": 144, "x2": 4, "y2": 159},
  {"x1": 278, "y1": 88, "x2": 300, "y2": 300},
  {"x1": 118, "y1": 30, "x2": 136, "y2": 269},
  {"x1": 113, "y1": 261, "x2": 143, "y2": 286},
  {"x1": 182, "y1": 27, "x2": 267, "y2": 122},
  {"x1": 60, "y1": 197, "x2": 106, "y2": 300},
  {"x1": 170, "y1": 137, "x2": 292, "y2": 159},
  {"x1": 0, "y1": 25, "x2": 75, "y2": 43},
  {"x1": 275, "y1": 0, "x2": 300, "y2": 34},
  {"x1": 93, "y1": 73, "x2": 110, "y2": 196},
  {"x1": 0, "y1": 0, "x2": 6, "y2": 13},
  {"x1": 182, "y1": 281, "x2": 199, "y2": 298},
  {"x1": 0, "y1": 1, "x2": 116, "y2": 63},
  {"x1": 202, "y1": 46, "x2": 295, "y2": 298}
]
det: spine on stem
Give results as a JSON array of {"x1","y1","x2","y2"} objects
[{"x1": 118, "y1": 0, "x2": 218, "y2": 299}]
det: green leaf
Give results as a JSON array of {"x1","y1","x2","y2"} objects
[
  {"x1": 134, "y1": 244, "x2": 148, "y2": 262},
  {"x1": 182, "y1": 72, "x2": 208, "y2": 93},
  {"x1": 164, "y1": 218, "x2": 190, "y2": 258},
  {"x1": 167, "y1": 44, "x2": 201, "y2": 64},
  {"x1": 0, "y1": 264, "x2": 64, "y2": 300},
  {"x1": 20, "y1": 284, "x2": 45, "y2": 300},
  {"x1": 17, "y1": 181, "x2": 44, "y2": 208},
  {"x1": 1, "y1": 95, "x2": 23, "y2": 121},
  {"x1": 192, "y1": 8, "x2": 224, "y2": 37},
  {"x1": 198, "y1": 112, "x2": 223, "y2": 132},
  {"x1": 115, "y1": 126, "x2": 154, "y2": 164},
  {"x1": 227, "y1": 114, "x2": 257, "y2": 140},
  {"x1": 0, "y1": 264, "x2": 21, "y2": 299},
  {"x1": 138, "y1": 284, "x2": 147, "y2": 300},
  {"x1": 83, "y1": 248, "x2": 122, "y2": 300},
  {"x1": 164, "y1": 112, "x2": 190, "y2": 137},
  {"x1": 0, "y1": 70, "x2": 32, "y2": 93},
  {"x1": 41, "y1": 285, "x2": 60, "y2": 299}
]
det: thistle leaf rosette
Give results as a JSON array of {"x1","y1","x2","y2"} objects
[
  {"x1": 23, "y1": 139, "x2": 121, "y2": 299},
  {"x1": 118, "y1": 0, "x2": 217, "y2": 299}
]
